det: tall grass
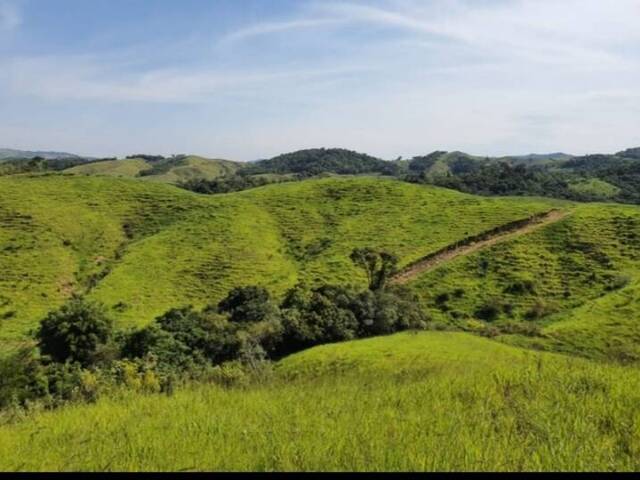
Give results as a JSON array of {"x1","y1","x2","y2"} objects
[{"x1": 1, "y1": 332, "x2": 638, "y2": 472}]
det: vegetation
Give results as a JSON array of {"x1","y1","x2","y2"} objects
[
  {"x1": 407, "y1": 149, "x2": 640, "y2": 205},
  {"x1": 66, "y1": 155, "x2": 240, "y2": 184},
  {"x1": 0, "y1": 175, "x2": 557, "y2": 347},
  {"x1": 1, "y1": 332, "x2": 640, "y2": 471},
  {"x1": 240, "y1": 148, "x2": 402, "y2": 177}
]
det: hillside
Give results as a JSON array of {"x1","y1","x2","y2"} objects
[
  {"x1": 238, "y1": 148, "x2": 402, "y2": 176},
  {"x1": 0, "y1": 148, "x2": 85, "y2": 161},
  {"x1": 1, "y1": 331, "x2": 639, "y2": 471},
  {"x1": 0, "y1": 175, "x2": 560, "y2": 347},
  {"x1": 409, "y1": 148, "x2": 640, "y2": 204},
  {"x1": 66, "y1": 155, "x2": 240, "y2": 184},
  {"x1": 408, "y1": 202, "x2": 640, "y2": 361}
]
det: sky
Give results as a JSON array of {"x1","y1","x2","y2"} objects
[{"x1": 0, "y1": 0, "x2": 638, "y2": 160}]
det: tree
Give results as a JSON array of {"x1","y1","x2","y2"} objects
[
  {"x1": 350, "y1": 248, "x2": 399, "y2": 291},
  {"x1": 37, "y1": 297, "x2": 114, "y2": 367},
  {"x1": 218, "y1": 286, "x2": 278, "y2": 323}
]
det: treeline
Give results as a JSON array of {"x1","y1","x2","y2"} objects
[
  {"x1": 0, "y1": 157, "x2": 102, "y2": 176},
  {"x1": 407, "y1": 151, "x2": 640, "y2": 204},
  {"x1": 0, "y1": 249, "x2": 427, "y2": 412},
  {"x1": 179, "y1": 174, "x2": 297, "y2": 195},
  {"x1": 241, "y1": 148, "x2": 403, "y2": 177}
]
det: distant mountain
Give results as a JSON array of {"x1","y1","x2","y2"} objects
[{"x1": 0, "y1": 148, "x2": 86, "y2": 161}]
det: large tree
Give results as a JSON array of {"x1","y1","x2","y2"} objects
[{"x1": 350, "y1": 248, "x2": 399, "y2": 291}]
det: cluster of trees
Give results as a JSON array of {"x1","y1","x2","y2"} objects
[
  {"x1": 179, "y1": 174, "x2": 295, "y2": 195},
  {"x1": 0, "y1": 157, "x2": 102, "y2": 176},
  {"x1": 407, "y1": 150, "x2": 640, "y2": 204},
  {"x1": 0, "y1": 249, "x2": 427, "y2": 411},
  {"x1": 240, "y1": 148, "x2": 403, "y2": 177},
  {"x1": 136, "y1": 155, "x2": 188, "y2": 178}
]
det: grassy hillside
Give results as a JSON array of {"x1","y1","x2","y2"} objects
[
  {"x1": 65, "y1": 158, "x2": 150, "y2": 178},
  {"x1": 408, "y1": 203, "x2": 640, "y2": 361},
  {"x1": 1, "y1": 332, "x2": 639, "y2": 471},
  {"x1": 66, "y1": 156, "x2": 240, "y2": 184},
  {"x1": 0, "y1": 175, "x2": 559, "y2": 346}
]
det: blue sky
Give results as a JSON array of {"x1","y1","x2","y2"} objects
[{"x1": 0, "y1": 0, "x2": 638, "y2": 160}]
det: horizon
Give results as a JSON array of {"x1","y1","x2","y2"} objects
[
  {"x1": 1, "y1": 0, "x2": 639, "y2": 160},
  {"x1": 3, "y1": 144, "x2": 639, "y2": 162}
]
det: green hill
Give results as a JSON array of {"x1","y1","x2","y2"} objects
[
  {"x1": 66, "y1": 155, "x2": 240, "y2": 184},
  {"x1": 408, "y1": 202, "x2": 640, "y2": 361},
  {"x1": 1, "y1": 331, "x2": 639, "y2": 471},
  {"x1": 240, "y1": 148, "x2": 401, "y2": 176},
  {"x1": 0, "y1": 175, "x2": 559, "y2": 347}
]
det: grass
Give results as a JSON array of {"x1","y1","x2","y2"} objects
[
  {"x1": 0, "y1": 174, "x2": 559, "y2": 346},
  {"x1": 1, "y1": 331, "x2": 639, "y2": 472},
  {"x1": 408, "y1": 203, "x2": 640, "y2": 362},
  {"x1": 66, "y1": 156, "x2": 239, "y2": 184},
  {"x1": 568, "y1": 178, "x2": 621, "y2": 199}
]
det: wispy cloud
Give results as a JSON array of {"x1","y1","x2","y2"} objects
[
  {"x1": 221, "y1": 18, "x2": 346, "y2": 45},
  {"x1": 0, "y1": 0, "x2": 21, "y2": 31},
  {"x1": 0, "y1": 55, "x2": 374, "y2": 103}
]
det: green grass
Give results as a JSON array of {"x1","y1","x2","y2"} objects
[
  {"x1": 66, "y1": 156, "x2": 239, "y2": 184},
  {"x1": 65, "y1": 158, "x2": 150, "y2": 178},
  {"x1": 408, "y1": 203, "x2": 640, "y2": 361},
  {"x1": 0, "y1": 175, "x2": 559, "y2": 346},
  {"x1": 1, "y1": 332, "x2": 639, "y2": 472},
  {"x1": 568, "y1": 178, "x2": 621, "y2": 199}
]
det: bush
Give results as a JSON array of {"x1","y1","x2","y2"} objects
[
  {"x1": 122, "y1": 307, "x2": 242, "y2": 370},
  {"x1": 475, "y1": 299, "x2": 504, "y2": 322},
  {"x1": 218, "y1": 286, "x2": 279, "y2": 324},
  {"x1": 0, "y1": 349, "x2": 48, "y2": 409},
  {"x1": 37, "y1": 297, "x2": 114, "y2": 367}
]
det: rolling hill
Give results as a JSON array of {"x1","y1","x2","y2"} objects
[
  {"x1": 1, "y1": 331, "x2": 639, "y2": 471},
  {"x1": 0, "y1": 174, "x2": 560, "y2": 348},
  {"x1": 65, "y1": 155, "x2": 240, "y2": 184},
  {"x1": 0, "y1": 148, "x2": 85, "y2": 161}
]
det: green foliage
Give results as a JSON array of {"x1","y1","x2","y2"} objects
[
  {"x1": 240, "y1": 148, "x2": 400, "y2": 177},
  {"x1": 350, "y1": 248, "x2": 399, "y2": 291},
  {"x1": 0, "y1": 175, "x2": 556, "y2": 346},
  {"x1": 218, "y1": 286, "x2": 279, "y2": 324},
  {"x1": 407, "y1": 149, "x2": 640, "y2": 205},
  {"x1": 2, "y1": 332, "x2": 640, "y2": 471},
  {"x1": 37, "y1": 297, "x2": 114, "y2": 367}
]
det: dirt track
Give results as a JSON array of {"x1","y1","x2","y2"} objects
[{"x1": 391, "y1": 209, "x2": 570, "y2": 285}]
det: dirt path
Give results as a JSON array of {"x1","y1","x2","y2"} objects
[{"x1": 391, "y1": 209, "x2": 570, "y2": 285}]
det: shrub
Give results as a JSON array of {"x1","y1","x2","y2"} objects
[
  {"x1": 525, "y1": 299, "x2": 556, "y2": 320},
  {"x1": 605, "y1": 274, "x2": 631, "y2": 292},
  {"x1": 218, "y1": 286, "x2": 279, "y2": 324},
  {"x1": 474, "y1": 299, "x2": 504, "y2": 322},
  {"x1": 0, "y1": 348, "x2": 48, "y2": 409},
  {"x1": 37, "y1": 297, "x2": 114, "y2": 367}
]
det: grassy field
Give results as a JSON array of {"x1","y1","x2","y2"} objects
[
  {"x1": 0, "y1": 174, "x2": 560, "y2": 346},
  {"x1": 408, "y1": 203, "x2": 640, "y2": 361},
  {"x1": 66, "y1": 156, "x2": 240, "y2": 184},
  {"x1": 1, "y1": 331, "x2": 639, "y2": 472}
]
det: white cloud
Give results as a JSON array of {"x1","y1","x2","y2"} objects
[{"x1": 220, "y1": 18, "x2": 346, "y2": 45}]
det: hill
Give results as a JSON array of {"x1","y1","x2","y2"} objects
[
  {"x1": 408, "y1": 202, "x2": 640, "y2": 361},
  {"x1": 66, "y1": 155, "x2": 240, "y2": 184},
  {"x1": 0, "y1": 148, "x2": 85, "y2": 161},
  {"x1": 1, "y1": 331, "x2": 639, "y2": 471},
  {"x1": 238, "y1": 148, "x2": 401, "y2": 177},
  {"x1": 0, "y1": 175, "x2": 560, "y2": 347},
  {"x1": 408, "y1": 148, "x2": 640, "y2": 204}
]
